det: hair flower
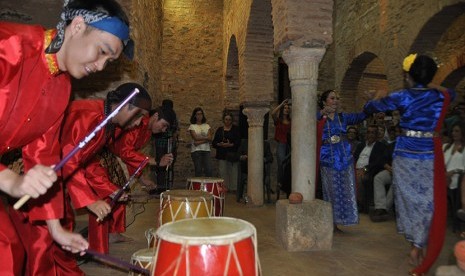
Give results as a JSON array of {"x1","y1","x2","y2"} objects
[{"x1": 402, "y1": 53, "x2": 417, "y2": 72}]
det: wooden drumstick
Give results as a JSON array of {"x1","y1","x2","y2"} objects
[
  {"x1": 85, "y1": 249, "x2": 150, "y2": 275},
  {"x1": 13, "y1": 89, "x2": 140, "y2": 210}
]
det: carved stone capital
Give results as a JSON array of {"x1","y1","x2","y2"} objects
[
  {"x1": 282, "y1": 46, "x2": 326, "y2": 81},
  {"x1": 242, "y1": 106, "x2": 270, "y2": 127}
]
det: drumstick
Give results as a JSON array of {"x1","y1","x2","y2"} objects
[
  {"x1": 97, "y1": 158, "x2": 149, "y2": 222},
  {"x1": 13, "y1": 89, "x2": 140, "y2": 210},
  {"x1": 85, "y1": 249, "x2": 150, "y2": 275},
  {"x1": 165, "y1": 138, "x2": 172, "y2": 172}
]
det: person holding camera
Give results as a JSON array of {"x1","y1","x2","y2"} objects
[{"x1": 271, "y1": 99, "x2": 292, "y2": 192}]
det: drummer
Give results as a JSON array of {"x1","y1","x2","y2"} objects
[
  {"x1": 2, "y1": 0, "x2": 134, "y2": 274},
  {"x1": 86, "y1": 106, "x2": 176, "y2": 254}
]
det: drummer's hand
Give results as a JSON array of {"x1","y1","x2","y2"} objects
[
  {"x1": 118, "y1": 191, "x2": 129, "y2": 202},
  {"x1": 46, "y1": 219, "x2": 88, "y2": 255},
  {"x1": 1, "y1": 164, "x2": 57, "y2": 199},
  {"x1": 87, "y1": 200, "x2": 111, "y2": 221},
  {"x1": 159, "y1": 153, "x2": 174, "y2": 167}
]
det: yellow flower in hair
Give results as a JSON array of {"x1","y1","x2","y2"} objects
[{"x1": 402, "y1": 53, "x2": 417, "y2": 72}]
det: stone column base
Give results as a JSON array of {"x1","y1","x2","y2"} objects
[{"x1": 276, "y1": 199, "x2": 333, "y2": 251}]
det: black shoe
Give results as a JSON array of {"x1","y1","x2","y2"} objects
[{"x1": 370, "y1": 209, "x2": 389, "y2": 222}]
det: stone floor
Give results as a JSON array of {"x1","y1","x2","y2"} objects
[{"x1": 77, "y1": 182, "x2": 465, "y2": 276}]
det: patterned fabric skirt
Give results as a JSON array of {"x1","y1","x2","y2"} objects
[
  {"x1": 98, "y1": 147, "x2": 127, "y2": 187},
  {"x1": 392, "y1": 156, "x2": 434, "y2": 248},
  {"x1": 320, "y1": 164, "x2": 358, "y2": 225}
]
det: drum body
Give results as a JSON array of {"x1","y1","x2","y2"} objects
[
  {"x1": 159, "y1": 190, "x2": 213, "y2": 225},
  {"x1": 153, "y1": 217, "x2": 260, "y2": 276},
  {"x1": 187, "y1": 177, "x2": 225, "y2": 216},
  {"x1": 130, "y1": 248, "x2": 154, "y2": 276}
]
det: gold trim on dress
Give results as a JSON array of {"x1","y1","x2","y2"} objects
[{"x1": 44, "y1": 29, "x2": 60, "y2": 75}]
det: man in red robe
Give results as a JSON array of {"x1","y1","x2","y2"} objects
[
  {"x1": 87, "y1": 107, "x2": 175, "y2": 253},
  {"x1": 2, "y1": 0, "x2": 136, "y2": 274}
]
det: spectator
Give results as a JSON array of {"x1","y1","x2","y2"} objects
[
  {"x1": 347, "y1": 126, "x2": 361, "y2": 155},
  {"x1": 188, "y1": 107, "x2": 213, "y2": 177},
  {"x1": 370, "y1": 125, "x2": 400, "y2": 222},
  {"x1": 271, "y1": 99, "x2": 291, "y2": 190},
  {"x1": 212, "y1": 111, "x2": 241, "y2": 192},
  {"x1": 353, "y1": 125, "x2": 387, "y2": 213}
]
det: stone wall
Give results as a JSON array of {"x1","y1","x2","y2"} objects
[
  {"x1": 160, "y1": 0, "x2": 224, "y2": 180},
  {"x1": 330, "y1": 0, "x2": 465, "y2": 112}
]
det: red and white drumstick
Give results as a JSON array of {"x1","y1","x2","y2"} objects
[
  {"x1": 85, "y1": 249, "x2": 150, "y2": 275},
  {"x1": 13, "y1": 89, "x2": 140, "y2": 210}
]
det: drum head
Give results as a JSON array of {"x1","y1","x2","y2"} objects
[
  {"x1": 131, "y1": 248, "x2": 155, "y2": 262},
  {"x1": 156, "y1": 217, "x2": 255, "y2": 245},
  {"x1": 161, "y1": 189, "x2": 213, "y2": 201},
  {"x1": 187, "y1": 177, "x2": 224, "y2": 183}
]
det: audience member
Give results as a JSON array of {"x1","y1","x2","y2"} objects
[
  {"x1": 347, "y1": 126, "x2": 360, "y2": 155},
  {"x1": 353, "y1": 125, "x2": 387, "y2": 213},
  {"x1": 370, "y1": 125, "x2": 400, "y2": 222},
  {"x1": 442, "y1": 122, "x2": 465, "y2": 226},
  {"x1": 318, "y1": 90, "x2": 366, "y2": 230},
  {"x1": 188, "y1": 107, "x2": 213, "y2": 177},
  {"x1": 271, "y1": 99, "x2": 291, "y2": 190},
  {"x1": 212, "y1": 111, "x2": 241, "y2": 192},
  {"x1": 364, "y1": 54, "x2": 455, "y2": 274}
]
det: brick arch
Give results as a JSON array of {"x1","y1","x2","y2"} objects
[
  {"x1": 409, "y1": 3, "x2": 465, "y2": 55},
  {"x1": 240, "y1": 0, "x2": 274, "y2": 104},
  {"x1": 340, "y1": 52, "x2": 389, "y2": 112},
  {"x1": 225, "y1": 35, "x2": 239, "y2": 110}
]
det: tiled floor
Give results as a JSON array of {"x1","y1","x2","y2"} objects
[{"x1": 78, "y1": 184, "x2": 463, "y2": 276}]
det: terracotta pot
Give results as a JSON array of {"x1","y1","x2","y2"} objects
[
  {"x1": 288, "y1": 193, "x2": 303, "y2": 204},
  {"x1": 454, "y1": 240, "x2": 465, "y2": 271}
]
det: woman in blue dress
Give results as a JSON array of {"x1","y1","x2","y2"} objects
[
  {"x1": 318, "y1": 90, "x2": 366, "y2": 229},
  {"x1": 364, "y1": 54, "x2": 455, "y2": 275}
]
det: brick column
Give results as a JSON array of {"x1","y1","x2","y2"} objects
[
  {"x1": 282, "y1": 46, "x2": 326, "y2": 201},
  {"x1": 242, "y1": 105, "x2": 269, "y2": 206}
]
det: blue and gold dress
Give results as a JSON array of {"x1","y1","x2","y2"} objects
[
  {"x1": 319, "y1": 112, "x2": 366, "y2": 225},
  {"x1": 364, "y1": 85, "x2": 454, "y2": 273}
]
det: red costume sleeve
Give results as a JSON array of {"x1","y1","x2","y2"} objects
[
  {"x1": 111, "y1": 117, "x2": 150, "y2": 175},
  {"x1": 84, "y1": 156, "x2": 119, "y2": 198},
  {"x1": 62, "y1": 101, "x2": 115, "y2": 209},
  {"x1": 24, "y1": 114, "x2": 65, "y2": 221}
]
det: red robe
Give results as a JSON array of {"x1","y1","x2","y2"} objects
[
  {"x1": 61, "y1": 100, "x2": 121, "y2": 254},
  {"x1": 0, "y1": 22, "x2": 76, "y2": 275}
]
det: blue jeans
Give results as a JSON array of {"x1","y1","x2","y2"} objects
[{"x1": 191, "y1": 151, "x2": 212, "y2": 177}]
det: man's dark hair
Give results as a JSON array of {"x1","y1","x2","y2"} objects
[{"x1": 408, "y1": 55, "x2": 437, "y2": 85}]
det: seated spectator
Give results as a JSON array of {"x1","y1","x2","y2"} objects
[
  {"x1": 370, "y1": 125, "x2": 400, "y2": 222},
  {"x1": 347, "y1": 126, "x2": 360, "y2": 155},
  {"x1": 443, "y1": 122, "x2": 465, "y2": 229},
  {"x1": 354, "y1": 125, "x2": 387, "y2": 213}
]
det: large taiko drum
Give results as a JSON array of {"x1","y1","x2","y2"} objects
[
  {"x1": 152, "y1": 217, "x2": 261, "y2": 276},
  {"x1": 159, "y1": 190, "x2": 213, "y2": 225},
  {"x1": 129, "y1": 248, "x2": 154, "y2": 276},
  {"x1": 187, "y1": 177, "x2": 225, "y2": 216}
]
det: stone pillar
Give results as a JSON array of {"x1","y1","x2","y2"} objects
[
  {"x1": 281, "y1": 46, "x2": 326, "y2": 201},
  {"x1": 242, "y1": 105, "x2": 269, "y2": 206}
]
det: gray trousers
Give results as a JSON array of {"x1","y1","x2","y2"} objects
[{"x1": 373, "y1": 169, "x2": 393, "y2": 210}]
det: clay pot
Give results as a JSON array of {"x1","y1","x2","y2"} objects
[
  {"x1": 288, "y1": 192, "x2": 303, "y2": 204},
  {"x1": 454, "y1": 240, "x2": 465, "y2": 271}
]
